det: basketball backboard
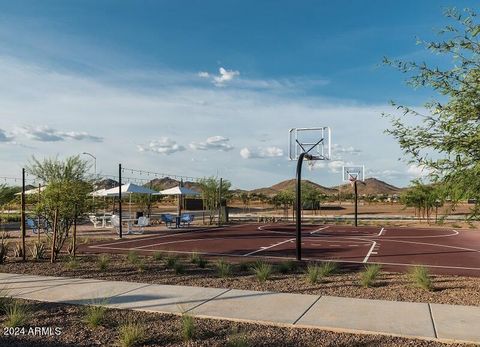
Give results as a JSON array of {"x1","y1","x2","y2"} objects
[
  {"x1": 288, "y1": 127, "x2": 331, "y2": 161},
  {"x1": 342, "y1": 165, "x2": 365, "y2": 182}
]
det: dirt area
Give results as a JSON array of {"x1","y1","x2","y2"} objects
[
  {"x1": 0, "y1": 299, "x2": 473, "y2": 347},
  {"x1": 2, "y1": 254, "x2": 479, "y2": 306}
]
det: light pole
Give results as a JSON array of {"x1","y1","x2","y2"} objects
[
  {"x1": 82, "y1": 152, "x2": 97, "y2": 212},
  {"x1": 82, "y1": 152, "x2": 97, "y2": 179}
]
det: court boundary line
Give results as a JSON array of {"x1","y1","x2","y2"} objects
[{"x1": 363, "y1": 241, "x2": 377, "y2": 263}]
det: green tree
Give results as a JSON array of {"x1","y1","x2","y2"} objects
[
  {"x1": 401, "y1": 180, "x2": 444, "y2": 222},
  {"x1": 198, "y1": 177, "x2": 231, "y2": 224},
  {"x1": 301, "y1": 183, "x2": 325, "y2": 214},
  {"x1": 272, "y1": 191, "x2": 294, "y2": 218},
  {"x1": 383, "y1": 8, "x2": 480, "y2": 218},
  {"x1": 27, "y1": 156, "x2": 93, "y2": 262}
]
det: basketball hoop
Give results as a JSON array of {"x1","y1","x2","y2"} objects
[
  {"x1": 349, "y1": 177, "x2": 357, "y2": 187},
  {"x1": 307, "y1": 158, "x2": 316, "y2": 171}
]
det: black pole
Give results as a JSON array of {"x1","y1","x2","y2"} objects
[
  {"x1": 295, "y1": 152, "x2": 306, "y2": 261},
  {"x1": 21, "y1": 168, "x2": 26, "y2": 261},
  {"x1": 218, "y1": 177, "x2": 222, "y2": 226},
  {"x1": 118, "y1": 163, "x2": 123, "y2": 239},
  {"x1": 354, "y1": 180, "x2": 358, "y2": 227}
]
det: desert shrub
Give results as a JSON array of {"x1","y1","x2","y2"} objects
[
  {"x1": 251, "y1": 261, "x2": 273, "y2": 283},
  {"x1": 409, "y1": 266, "x2": 433, "y2": 291},
  {"x1": 65, "y1": 256, "x2": 80, "y2": 270},
  {"x1": 181, "y1": 313, "x2": 195, "y2": 342},
  {"x1": 319, "y1": 261, "x2": 338, "y2": 277},
  {"x1": 117, "y1": 320, "x2": 146, "y2": 347},
  {"x1": 277, "y1": 260, "x2": 297, "y2": 274},
  {"x1": 165, "y1": 255, "x2": 178, "y2": 269},
  {"x1": 30, "y1": 242, "x2": 45, "y2": 260},
  {"x1": 4, "y1": 300, "x2": 31, "y2": 327},
  {"x1": 305, "y1": 263, "x2": 324, "y2": 284},
  {"x1": 13, "y1": 243, "x2": 23, "y2": 258},
  {"x1": 360, "y1": 264, "x2": 382, "y2": 288},
  {"x1": 152, "y1": 251, "x2": 164, "y2": 261},
  {"x1": 0, "y1": 234, "x2": 9, "y2": 264},
  {"x1": 97, "y1": 255, "x2": 110, "y2": 272},
  {"x1": 135, "y1": 259, "x2": 146, "y2": 272},
  {"x1": 215, "y1": 259, "x2": 232, "y2": 278},
  {"x1": 189, "y1": 252, "x2": 200, "y2": 264},
  {"x1": 197, "y1": 257, "x2": 208, "y2": 268},
  {"x1": 83, "y1": 301, "x2": 108, "y2": 328},
  {"x1": 0, "y1": 287, "x2": 11, "y2": 315},
  {"x1": 173, "y1": 261, "x2": 186, "y2": 274},
  {"x1": 126, "y1": 251, "x2": 139, "y2": 265},
  {"x1": 227, "y1": 330, "x2": 249, "y2": 347}
]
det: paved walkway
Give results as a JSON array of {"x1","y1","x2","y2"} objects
[{"x1": 1, "y1": 272, "x2": 479, "y2": 344}]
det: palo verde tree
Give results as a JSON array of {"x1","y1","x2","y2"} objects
[
  {"x1": 383, "y1": 8, "x2": 480, "y2": 218},
  {"x1": 198, "y1": 177, "x2": 231, "y2": 224},
  {"x1": 401, "y1": 180, "x2": 444, "y2": 222},
  {"x1": 27, "y1": 156, "x2": 93, "y2": 262}
]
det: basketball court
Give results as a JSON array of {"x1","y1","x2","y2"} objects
[{"x1": 86, "y1": 223, "x2": 480, "y2": 277}]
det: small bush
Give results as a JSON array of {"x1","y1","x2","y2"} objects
[
  {"x1": 181, "y1": 313, "x2": 195, "y2": 342},
  {"x1": 152, "y1": 251, "x2": 164, "y2": 261},
  {"x1": 238, "y1": 262, "x2": 250, "y2": 272},
  {"x1": 5, "y1": 300, "x2": 31, "y2": 327},
  {"x1": 305, "y1": 263, "x2": 322, "y2": 284},
  {"x1": 30, "y1": 242, "x2": 45, "y2": 261},
  {"x1": 215, "y1": 259, "x2": 232, "y2": 278},
  {"x1": 277, "y1": 260, "x2": 297, "y2": 274},
  {"x1": 0, "y1": 287, "x2": 11, "y2": 315},
  {"x1": 252, "y1": 261, "x2": 273, "y2": 283},
  {"x1": 135, "y1": 259, "x2": 146, "y2": 272},
  {"x1": 117, "y1": 320, "x2": 146, "y2": 347},
  {"x1": 173, "y1": 261, "x2": 186, "y2": 274},
  {"x1": 97, "y1": 255, "x2": 110, "y2": 272},
  {"x1": 227, "y1": 330, "x2": 249, "y2": 347},
  {"x1": 360, "y1": 264, "x2": 382, "y2": 288},
  {"x1": 126, "y1": 251, "x2": 139, "y2": 265},
  {"x1": 197, "y1": 257, "x2": 208, "y2": 268},
  {"x1": 13, "y1": 243, "x2": 23, "y2": 258},
  {"x1": 165, "y1": 255, "x2": 178, "y2": 269},
  {"x1": 65, "y1": 256, "x2": 80, "y2": 270},
  {"x1": 0, "y1": 236, "x2": 8, "y2": 264},
  {"x1": 83, "y1": 302, "x2": 107, "y2": 328},
  {"x1": 319, "y1": 261, "x2": 338, "y2": 277},
  {"x1": 189, "y1": 252, "x2": 200, "y2": 264},
  {"x1": 409, "y1": 266, "x2": 433, "y2": 291}
]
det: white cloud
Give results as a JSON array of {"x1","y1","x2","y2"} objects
[
  {"x1": 189, "y1": 136, "x2": 233, "y2": 151},
  {"x1": 137, "y1": 137, "x2": 185, "y2": 155},
  {"x1": 198, "y1": 67, "x2": 240, "y2": 86},
  {"x1": 240, "y1": 146, "x2": 284, "y2": 159},
  {"x1": 14, "y1": 126, "x2": 102, "y2": 142},
  {"x1": 0, "y1": 129, "x2": 14, "y2": 142},
  {"x1": 407, "y1": 164, "x2": 431, "y2": 178},
  {"x1": 332, "y1": 143, "x2": 362, "y2": 155}
]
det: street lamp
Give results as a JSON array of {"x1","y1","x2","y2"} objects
[{"x1": 82, "y1": 152, "x2": 97, "y2": 179}]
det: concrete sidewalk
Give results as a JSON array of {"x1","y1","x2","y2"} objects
[{"x1": 1, "y1": 272, "x2": 479, "y2": 344}]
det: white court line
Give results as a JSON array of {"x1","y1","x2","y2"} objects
[
  {"x1": 310, "y1": 226, "x2": 330, "y2": 234},
  {"x1": 363, "y1": 241, "x2": 377, "y2": 263},
  {"x1": 374, "y1": 237, "x2": 480, "y2": 253},
  {"x1": 374, "y1": 230, "x2": 459, "y2": 239},
  {"x1": 378, "y1": 227, "x2": 385, "y2": 236},
  {"x1": 243, "y1": 238, "x2": 295, "y2": 257}
]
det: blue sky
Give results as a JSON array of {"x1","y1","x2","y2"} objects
[{"x1": 0, "y1": 1, "x2": 477, "y2": 189}]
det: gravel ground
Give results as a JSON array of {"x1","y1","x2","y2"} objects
[
  {"x1": 0, "y1": 299, "x2": 474, "y2": 347},
  {"x1": 2, "y1": 253, "x2": 480, "y2": 306}
]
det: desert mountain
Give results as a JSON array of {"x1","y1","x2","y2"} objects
[
  {"x1": 251, "y1": 179, "x2": 337, "y2": 196},
  {"x1": 334, "y1": 178, "x2": 402, "y2": 195}
]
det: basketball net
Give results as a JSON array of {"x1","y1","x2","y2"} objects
[{"x1": 307, "y1": 158, "x2": 316, "y2": 171}]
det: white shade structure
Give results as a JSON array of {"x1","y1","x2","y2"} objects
[
  {"x1": 15, "y1": 186, "x2": 46, "y2": 196},
  {"x1": 156, "y1": 185, "x2": 200, "y2": 216},
  {"x1": 89, "y1": 188, "x2": 109, "y2": 197},
  {"x1": 155, "y1": 186, "x2": 200, "y2": 196},
  {"x1": 103, "y1": 183, "x2": 158, "y2": 196}
]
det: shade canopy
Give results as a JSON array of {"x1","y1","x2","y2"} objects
[
  {"x1": 89, "y1": 188, "x2": 109, "y2": 197},
  {"x1": 15, "y1": 186, "x2": 46, "y2": 196},
  {"x1": 103, "y1": 183, "x2": 158, "y2": 197},
  {"x1": 155, "y1": 186, "x2": 200, "y2": 196}
]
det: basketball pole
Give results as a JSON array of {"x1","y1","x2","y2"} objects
[
  {"x1": 354, "y1": 179, "x2": 358, "y2": 227},
  {"x1": 118, "y1": 163, "x2": 123, "y2": 239},
  {"x1": 295, "y1": 152, "x2": 310, "y2": 261}
]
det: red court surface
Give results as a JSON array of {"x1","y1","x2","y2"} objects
[{"x1": 86, "y1": 223, "x2": 480, "y2": 276}]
